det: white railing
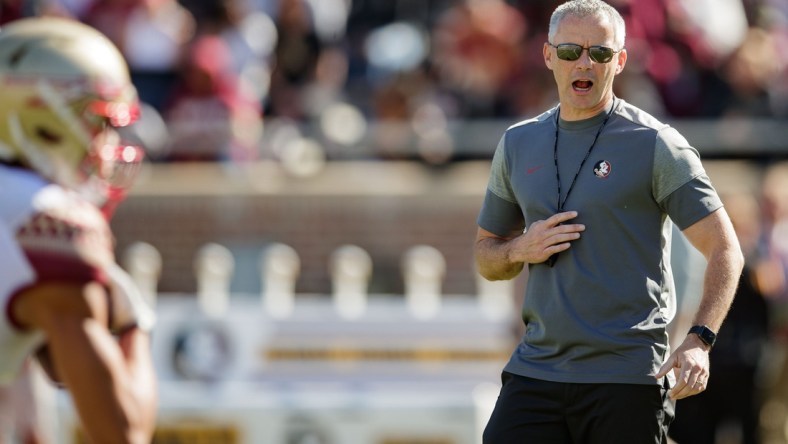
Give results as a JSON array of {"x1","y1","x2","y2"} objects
[{"x1": 123, "y1": 241, "x2": 515, "y2": 321}]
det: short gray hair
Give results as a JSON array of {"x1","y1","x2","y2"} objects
[{"x1": 548, "y1": 0, "x2": 626, "y2": 50}]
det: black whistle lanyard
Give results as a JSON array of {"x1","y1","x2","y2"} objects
[{"x1": 547, "y1": 98, "x2": 616, "y2": 267}]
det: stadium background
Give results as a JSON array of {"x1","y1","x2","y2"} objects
[{"x1": 2, "y1": 0, "x2": 788, "y2": 443}]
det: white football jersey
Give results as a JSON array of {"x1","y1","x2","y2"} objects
[{"x1": 0, "y1": 164, "x2": 154, "y2": 384}]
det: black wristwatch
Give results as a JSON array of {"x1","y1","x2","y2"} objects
[{"x1": 688, "y1": 325, "x2": 717, "y2": 349}]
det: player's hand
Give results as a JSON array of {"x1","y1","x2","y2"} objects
[
  {"x1": 510, "y1": 211, "x2": 585, "y2": 264},
  {"x1": 655, "y1": 334, "x2": 710, "y2": 400}
]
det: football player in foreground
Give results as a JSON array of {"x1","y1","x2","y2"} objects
[{"x1": 0, "y1": 17, "x2": 157, "y2": 444}]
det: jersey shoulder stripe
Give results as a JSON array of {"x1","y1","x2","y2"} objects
[{"x1": 16, "y1": 187, "x2": 114, "y2": 283}]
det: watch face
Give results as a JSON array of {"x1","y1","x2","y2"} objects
[{"x1": 690, "y1": 325, "x2": 716, "y2": 347}]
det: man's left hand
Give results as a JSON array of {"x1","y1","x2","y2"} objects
[{"x1": 655, "y1": 334, "x2": 710, "y2": 399}]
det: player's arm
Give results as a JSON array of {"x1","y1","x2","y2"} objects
[
  {"x1": 656, "y1": 208, "x2": 744, "y2": 399},
  {"x1": 12, "y1": 281, "x2": 157, "y2": 444},
  {"x1": 475, "y1": 211, "x2": 585, "y2": 280}
]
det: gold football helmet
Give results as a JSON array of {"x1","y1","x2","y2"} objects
[{"x1": 0, "y1": 17, "x2": 143, "y2": 194}]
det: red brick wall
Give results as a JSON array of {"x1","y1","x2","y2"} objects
[{"x1": 111, "y1": 162, "x2": 489, "y2": 296}]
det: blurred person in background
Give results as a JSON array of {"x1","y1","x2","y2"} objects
[
  {"x1": 756, "y1": 161, "x2": 788, "y2": 444},
  {"x1": 0, "y1": 17, "x2": 157, "y2": 443},
  {"x1": 183, "y1": 0, "x2": 278, "y2": 113},
  {"x1": 81, "y1": 0, "x2": 196, "y2": 112},
  {"x1": 669, "y1": 192, "x2": 770, "y2": 444},
  {"x1": 162, "y1": 34, "x2": 263, "y2": 162},
  {"x1": 430, "y1": 0, "x2": 529, "y2": 118},
  {"x1": 758, "y1": 162, "x2": 788, "y2": 332},
  {"x1": 474, "y1": 1, "x2": 743, "y2": 442},
  {"x1": 0, "y1": 0, "x2": 58, "y2": 23},
  {"x1": 267, "y1": 0, "x2": 322, "y2": 119}
]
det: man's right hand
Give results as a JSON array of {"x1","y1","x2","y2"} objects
[
  {"x1": 510, "y1": 211, "x2": 585, "y2": 264},
  {"x1": 475, "y1": 211, "x2": 585, "y2": 281}
]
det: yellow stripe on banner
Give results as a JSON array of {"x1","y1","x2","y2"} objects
[{"x1": 152, "y1": 427, "x2": 239, "y2": 444}]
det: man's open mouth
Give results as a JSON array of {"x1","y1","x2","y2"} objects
[{"x1": 573, "y1": 80, "x2": 593, "y2": 91}]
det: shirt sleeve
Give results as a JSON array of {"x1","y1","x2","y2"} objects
[
  {"x1": 477, "y1": 133, "x2": 525, "y2": 236},
  {"x1": 652, "y1": 126, "x2": 723, "y2": 229}
]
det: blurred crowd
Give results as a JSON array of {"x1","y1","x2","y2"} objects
[{"x1": 1, "y1": 0, "x2": 787, "y2": 163}]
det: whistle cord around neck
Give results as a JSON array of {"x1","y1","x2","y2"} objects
[
  {"x1": 553, "y1": 99, "x2": 616, "y2": 212},
  {"x1": 546, "y1": 100, "x2": 616, "y2": 268}
]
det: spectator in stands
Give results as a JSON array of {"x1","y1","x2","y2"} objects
[
  {"x1": 162, "y1": 35, "x2": 263, "y2": 162},
  {"x1": 474, "y1": 1, "x2": 743, "y2": 442},
  {"x1": 758, "y1": 162, "x2": 788, "y2": 335},
  {"x1": 756, "y1": 161, "x2": 788, "y2": 443},
  {"x1": 82, "y1": 0, "x2": 196, "y2": 111},
  {"x1": 0, "y1": 0, "x2": 30, "y2": 23},
  {"x1": 430, "y1": 0, "x2": 528, "y2": 118},
  {"x1": 718, "y1": 26, "x2": 784, "y2": 117},
  {"x1": 266, "y1": 0, "x2": 322, "y2": 119},
  {"x1": 184, "y1": 0, "x2": 278, "y2": 110}
]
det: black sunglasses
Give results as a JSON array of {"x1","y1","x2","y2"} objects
[{"x1": 548, "y1": 43, "x2": 621, "y2": 64}]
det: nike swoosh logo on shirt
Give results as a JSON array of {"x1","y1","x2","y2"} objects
[{"x1": 527, "y1": 165, "x2": 543, "y2": 174}]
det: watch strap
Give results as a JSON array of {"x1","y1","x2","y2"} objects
[{"x1": 688, "y1": 325, "x2": 717, "y2": 348}]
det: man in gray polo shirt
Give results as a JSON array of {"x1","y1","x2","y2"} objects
[{"x1": 475, "y1": 1, "x2": 744, "y2": 443}]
